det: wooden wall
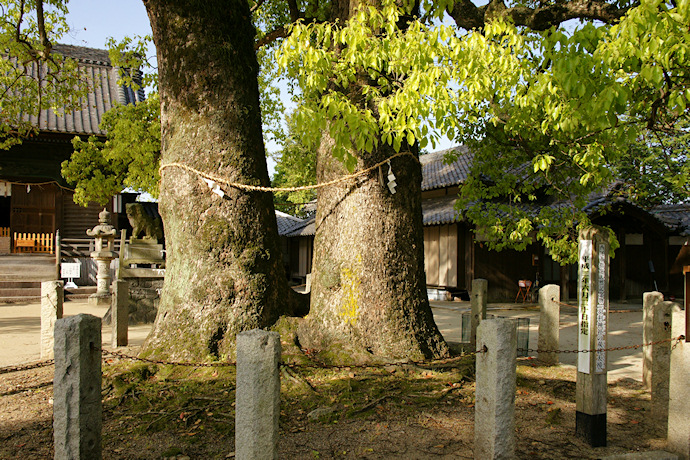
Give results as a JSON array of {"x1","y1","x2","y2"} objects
[{"x1": 423, "y1": 224, "x2": 460, "y2": 288}]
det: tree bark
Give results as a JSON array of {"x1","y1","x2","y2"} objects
[
  {"x1": 142, "y1": 0, "x2": 307, "y2": 360},
  {"x1": 296, "y1": 0, "x2": 448, "y2": 362},
  {"x1": 300, "y1": 133, "x2": 448, "y2": 361}
]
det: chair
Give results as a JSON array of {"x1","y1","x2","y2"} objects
[{"x1": 515, "y1": 279, "x2": 532, "y2": 303}]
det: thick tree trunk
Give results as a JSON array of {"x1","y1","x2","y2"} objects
[
  {"x1": 297, "y1": 0, "x2": 448, "y2": 362},
  {"x1": 142, "y1": 0, "x2": 307, "y2": 360},
  {"x1": 299, "y1": 132, "x2": 448, "y2": 361}
]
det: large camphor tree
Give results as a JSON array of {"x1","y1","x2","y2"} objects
[
  {"x1": 140, "y1": 0, "x2": 308, "y2": 360},
  {"x1": 274, "y1": 0, "x2": 674, "y2": 360}
]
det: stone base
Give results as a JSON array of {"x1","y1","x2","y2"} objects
[
  {"x1": 88, "y1": 294, "x2": 111, "y2": 306},
  {"x1": 576, "y1": 411, "x2": 607, "y2": 447}
]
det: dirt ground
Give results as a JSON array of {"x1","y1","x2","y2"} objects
[{"x1": 0, "y1": 298, "x2": 673, "y2": 459}]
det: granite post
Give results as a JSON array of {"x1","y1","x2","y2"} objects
[
  {"x1": 111, "y1": 279, "x2": 129, "y2": 347},
  {"x1": 538, "y1": 284, "x2": 560, "y2": 365},
  {"x1": 53, "y1": 314, "x2": 102, "y2": 460},
  {"x1": 651, "y1": 301, "x2": 681, "y2": 427},
  {"x1": 41, "y1": 280, "x2": 64, "y2": 360},
  {"x1": 668, "y1": 310, "x2": 690, "y2": 459},
  {"x1": 236, "y1": 329, "x2": 281, "y2": 460},
  {"x1": 471, "y1": 278, "x2": 488, "y2": 350},
  {"x1": 475, "y1": 318, "x2": 517, "y2": 460},
  {"x1": 643, "y1": 291, "x2": 664, "y2": 388},
  {"x1": 576, "y1": 227, "x2": 609, "y2": 447}
]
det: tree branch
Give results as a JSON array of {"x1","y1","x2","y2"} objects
[
  {"x1": 449, "y1": 0, "x2": 629, "y2": 31},
  {"x1": 255, "y1": 26, "x2": 290, "y2": 49}
]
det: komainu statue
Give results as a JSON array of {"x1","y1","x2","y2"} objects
[{"x1": 126, "y1": 203, "x2": 163, "y2": 241}]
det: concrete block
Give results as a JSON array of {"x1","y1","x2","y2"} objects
[
  {"x1": 111, "y1": 279, "x2": 129, "y2": 347},
  {"x1": 538, "y1": 284, "x2": 560, "y2": 365},
  {"x1": 470, "y1": 279, "x2": 488, "y2": 350},
  {"x1": 41, "y1": 280, "x2": 63, "y2": 360},
  {"x1": 643, "y1": 292, "x2": 664, "y2": 388},
  {"x1": 53, "y1": 314, "x2": 102, "y2": 460},
  {"x1": 475, "y1": 318, "x2": 517, "y2": 459},
  {"x1": 668, "y1": 310, "x2": 690, "y2": 459},
  {"x1": 236, "y1": 329, "x2": 281, "y2": 460}
]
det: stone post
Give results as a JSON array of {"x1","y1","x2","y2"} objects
[
  {"x1": 668, "y1": 310, "x2": 690, "y2": 459},
  {"x1": 470, "y1": 278, "x2": 488, "y2": 350},
  {"x1": 475, "y1": 318, "x2": 517, "y2": 460},
  {"x1": 650, "y1": 301, "x2": 681, "y2": 428},
  {"x1": 643, "y1": 291, "x2": 664, "y2": 388},
  {"x1": 111, "y1": 279, "x2": 129, "y2": 347},
  {"x1": 53, "y1": 314, "x2": 102, "y2": 460},
  {"x1": 236, "y1": 329, "x2": 281, "y2": 460},
  {"x1": 575, "y1": 227, "x2": 609, "y2": 447},
  {"x1": 538, "y1": 284, "x2": 560, "y2": 365},
  {"x1": 41, "y1": 280, "x2": 64, "y2": 360}
]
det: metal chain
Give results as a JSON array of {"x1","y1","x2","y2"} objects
[
  {"x1": 100, "y1": 348, "x2": 237, "y2": 368},
  {"x1": 280, "y1": 346, "x2": 488, "y2": 371},
  {"x1": 518, "y1": 335, "x2": 685, "y2": 355},
  {"x1": 1, "y1": 337, "x2": 685, "y2": 376},
  {"x1": 0, "y1": 359, "x2": 55, "y2": 375},
  {"x1": 551, "y1": 297, "x2": 641, "y2": 313}
]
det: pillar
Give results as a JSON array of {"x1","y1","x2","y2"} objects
[
  {"x1": 236, "y1": 329, "x2": 281, "y2": 460},
  {"x1": 53, "y1": 314, "x2": 102, "y2": 460},
  {"x1": 643, "y1": 291, "x2": 664, "y2": 388},
  {"x1": 575, "y1": 227, "x2": 609, "y2": 447},
  {"x1": 41, "y1": 280, "x2": 64, "y2": 360},
  {"x1": 475, "y1": 318, "x2": 517, "y2": 459},
  {"x1": 668, "y1": 310, "x2": 690, "y2": 459},
  {"x1": 111, "y1": 279, "x2": 129, "y2": 347},
  {"x1": 470, "y1": 278, "x2": 488, "y2": 350},
  {"x1": 538, "y1": 284, "x2": 560, "y2": 365}
]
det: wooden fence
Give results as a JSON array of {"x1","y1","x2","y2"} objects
[
  {"x1": 0, "y1": 227, "x2": 9, "y2": 238},
  {"x1": 13, "y1": 232, "x2": 54, "y2": 254}
]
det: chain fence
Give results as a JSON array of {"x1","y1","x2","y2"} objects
[
  {"x1": 551, "y1": 297, "x2": 641, "y2": 313},
  {"x1": 2, "y1": 335, "x2": 684, "y2": 378}
]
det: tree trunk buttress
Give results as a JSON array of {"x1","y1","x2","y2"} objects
[
  {"x1": 142, "y1": 0, "x2": 307, "y2": 360},
  {"x1": 301, "y1": 132, "x2": 449, "y2": 362}
]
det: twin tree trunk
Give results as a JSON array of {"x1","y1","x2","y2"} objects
[
  {"x1": 141, "y1": 0, "x2": 306, "y2": 360},
  {"x1": 141, "y1": 0, "x2": 447, "y2": 361}
]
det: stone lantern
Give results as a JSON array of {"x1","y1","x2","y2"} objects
[{"x1": 87, "y1": 208, "x2": 118, "y2": 306}]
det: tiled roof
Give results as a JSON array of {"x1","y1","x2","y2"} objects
[
  {"x1": 651, "y1": 204, "x2": 690, "y2": 236},
  {"x1": 275, "y1": 211, "x2": 306, "y2": 235},
  {"x1": 420, "y1": 146, "x2": 473, "y2": 191},
  {"x1": 284, "y1": 217, "x2": 315, "y2": 237},
  {"x1": 422, "y1": 195, "x2": 461, "y2": 226},
  {"x1": 19, "y1": 44, "x2": 145, "y2": 137}
]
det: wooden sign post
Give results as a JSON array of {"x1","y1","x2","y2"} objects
[{"x1": 575, "y1": 227, "x2": 609, "y2": 447}]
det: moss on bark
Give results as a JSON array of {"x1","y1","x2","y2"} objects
[{"x1": 141, "y1": 0, "x2": 308, "y2": 361}]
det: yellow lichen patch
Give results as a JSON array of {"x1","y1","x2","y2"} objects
[{"x1": 339, "y1": 255, "x2": 362, "y2": 325}]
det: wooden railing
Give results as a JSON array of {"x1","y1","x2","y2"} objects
[
  {"x1": 0, "y1": 227, "x2": 9, "y2": 238},
  {"x1": 13, "y1": 232, "x2": 54, "y2": 254},
  {"x1": 60, "y1": 238, "x2": 122, "y2": 258}
]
